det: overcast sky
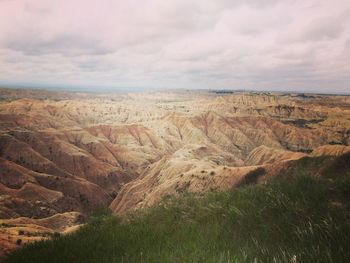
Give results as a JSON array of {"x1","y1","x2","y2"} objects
[{"x1": 0, "y1": 0, "x2": 349, "y2": 93}]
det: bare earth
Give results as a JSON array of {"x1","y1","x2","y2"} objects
[{"x1": 0, "y1": 88, "x2": 349, "y2": 255}]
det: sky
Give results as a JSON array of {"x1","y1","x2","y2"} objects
[{"x1": 0, "y1": 0, "x2": 349, "y2": 93}]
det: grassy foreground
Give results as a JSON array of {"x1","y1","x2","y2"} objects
[{"x1": 4, "y1": 156, "x2": 350, "y2": 263}]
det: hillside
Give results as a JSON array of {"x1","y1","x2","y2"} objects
[
  {"x1": 0, "y1": 89, "x2": 350, "y2": 255},
  {"x1": 3, "y1": 153, "x2": 350, "y2": 263}
]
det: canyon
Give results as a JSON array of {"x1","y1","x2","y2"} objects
[{"x1": 0, "y1": 88, "x2": 349, "y2": 255}]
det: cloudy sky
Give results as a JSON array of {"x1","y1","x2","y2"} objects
[{"x1": 0, "y1": 0, "x2": 349, "y2": 93}]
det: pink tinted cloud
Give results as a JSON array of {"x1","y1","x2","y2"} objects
[{"x1": 0, "y1": 0, "x2": 349, "y2": 92}]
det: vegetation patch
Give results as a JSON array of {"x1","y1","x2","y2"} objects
[
  {"x1": 281, "y1": 118, "x2": 325, "y2": 129},
  {"x1": 237, "y1": 167, "x2": 266, "y2": 186},
  {"x1": 4, "y1": 161, "x2": 350, "y2": 263}
]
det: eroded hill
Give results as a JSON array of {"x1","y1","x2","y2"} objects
[{"x1": 0, "y1": 89, "x2": 349, "y2": 255}]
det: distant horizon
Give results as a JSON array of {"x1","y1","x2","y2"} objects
[{"x1": 1, "y1": 83, "x2": 349, "y2": 96}]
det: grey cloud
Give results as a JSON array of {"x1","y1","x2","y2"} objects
[{"x1": 6, "y1": 33, "x2": 114, "y2": 56}]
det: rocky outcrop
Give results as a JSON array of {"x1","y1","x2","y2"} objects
[{"x1": 312, "y1": 145, "x2": 350, "y2": 156}]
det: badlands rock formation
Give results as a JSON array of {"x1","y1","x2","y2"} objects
[{"x1": 0, "y1": 88, "x2": 349, "y2": 253}]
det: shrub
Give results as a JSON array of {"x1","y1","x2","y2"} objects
[
  {"x1": 52, "y1": 232, "x2": 61, "y2": 239},
  {"x1": 237, "y1": 167, "x2": 265, "y2": 186}
]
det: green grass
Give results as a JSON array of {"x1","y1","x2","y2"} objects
[{"x1": 4, "y1": 155, "x2": 350, "y2": 263}]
